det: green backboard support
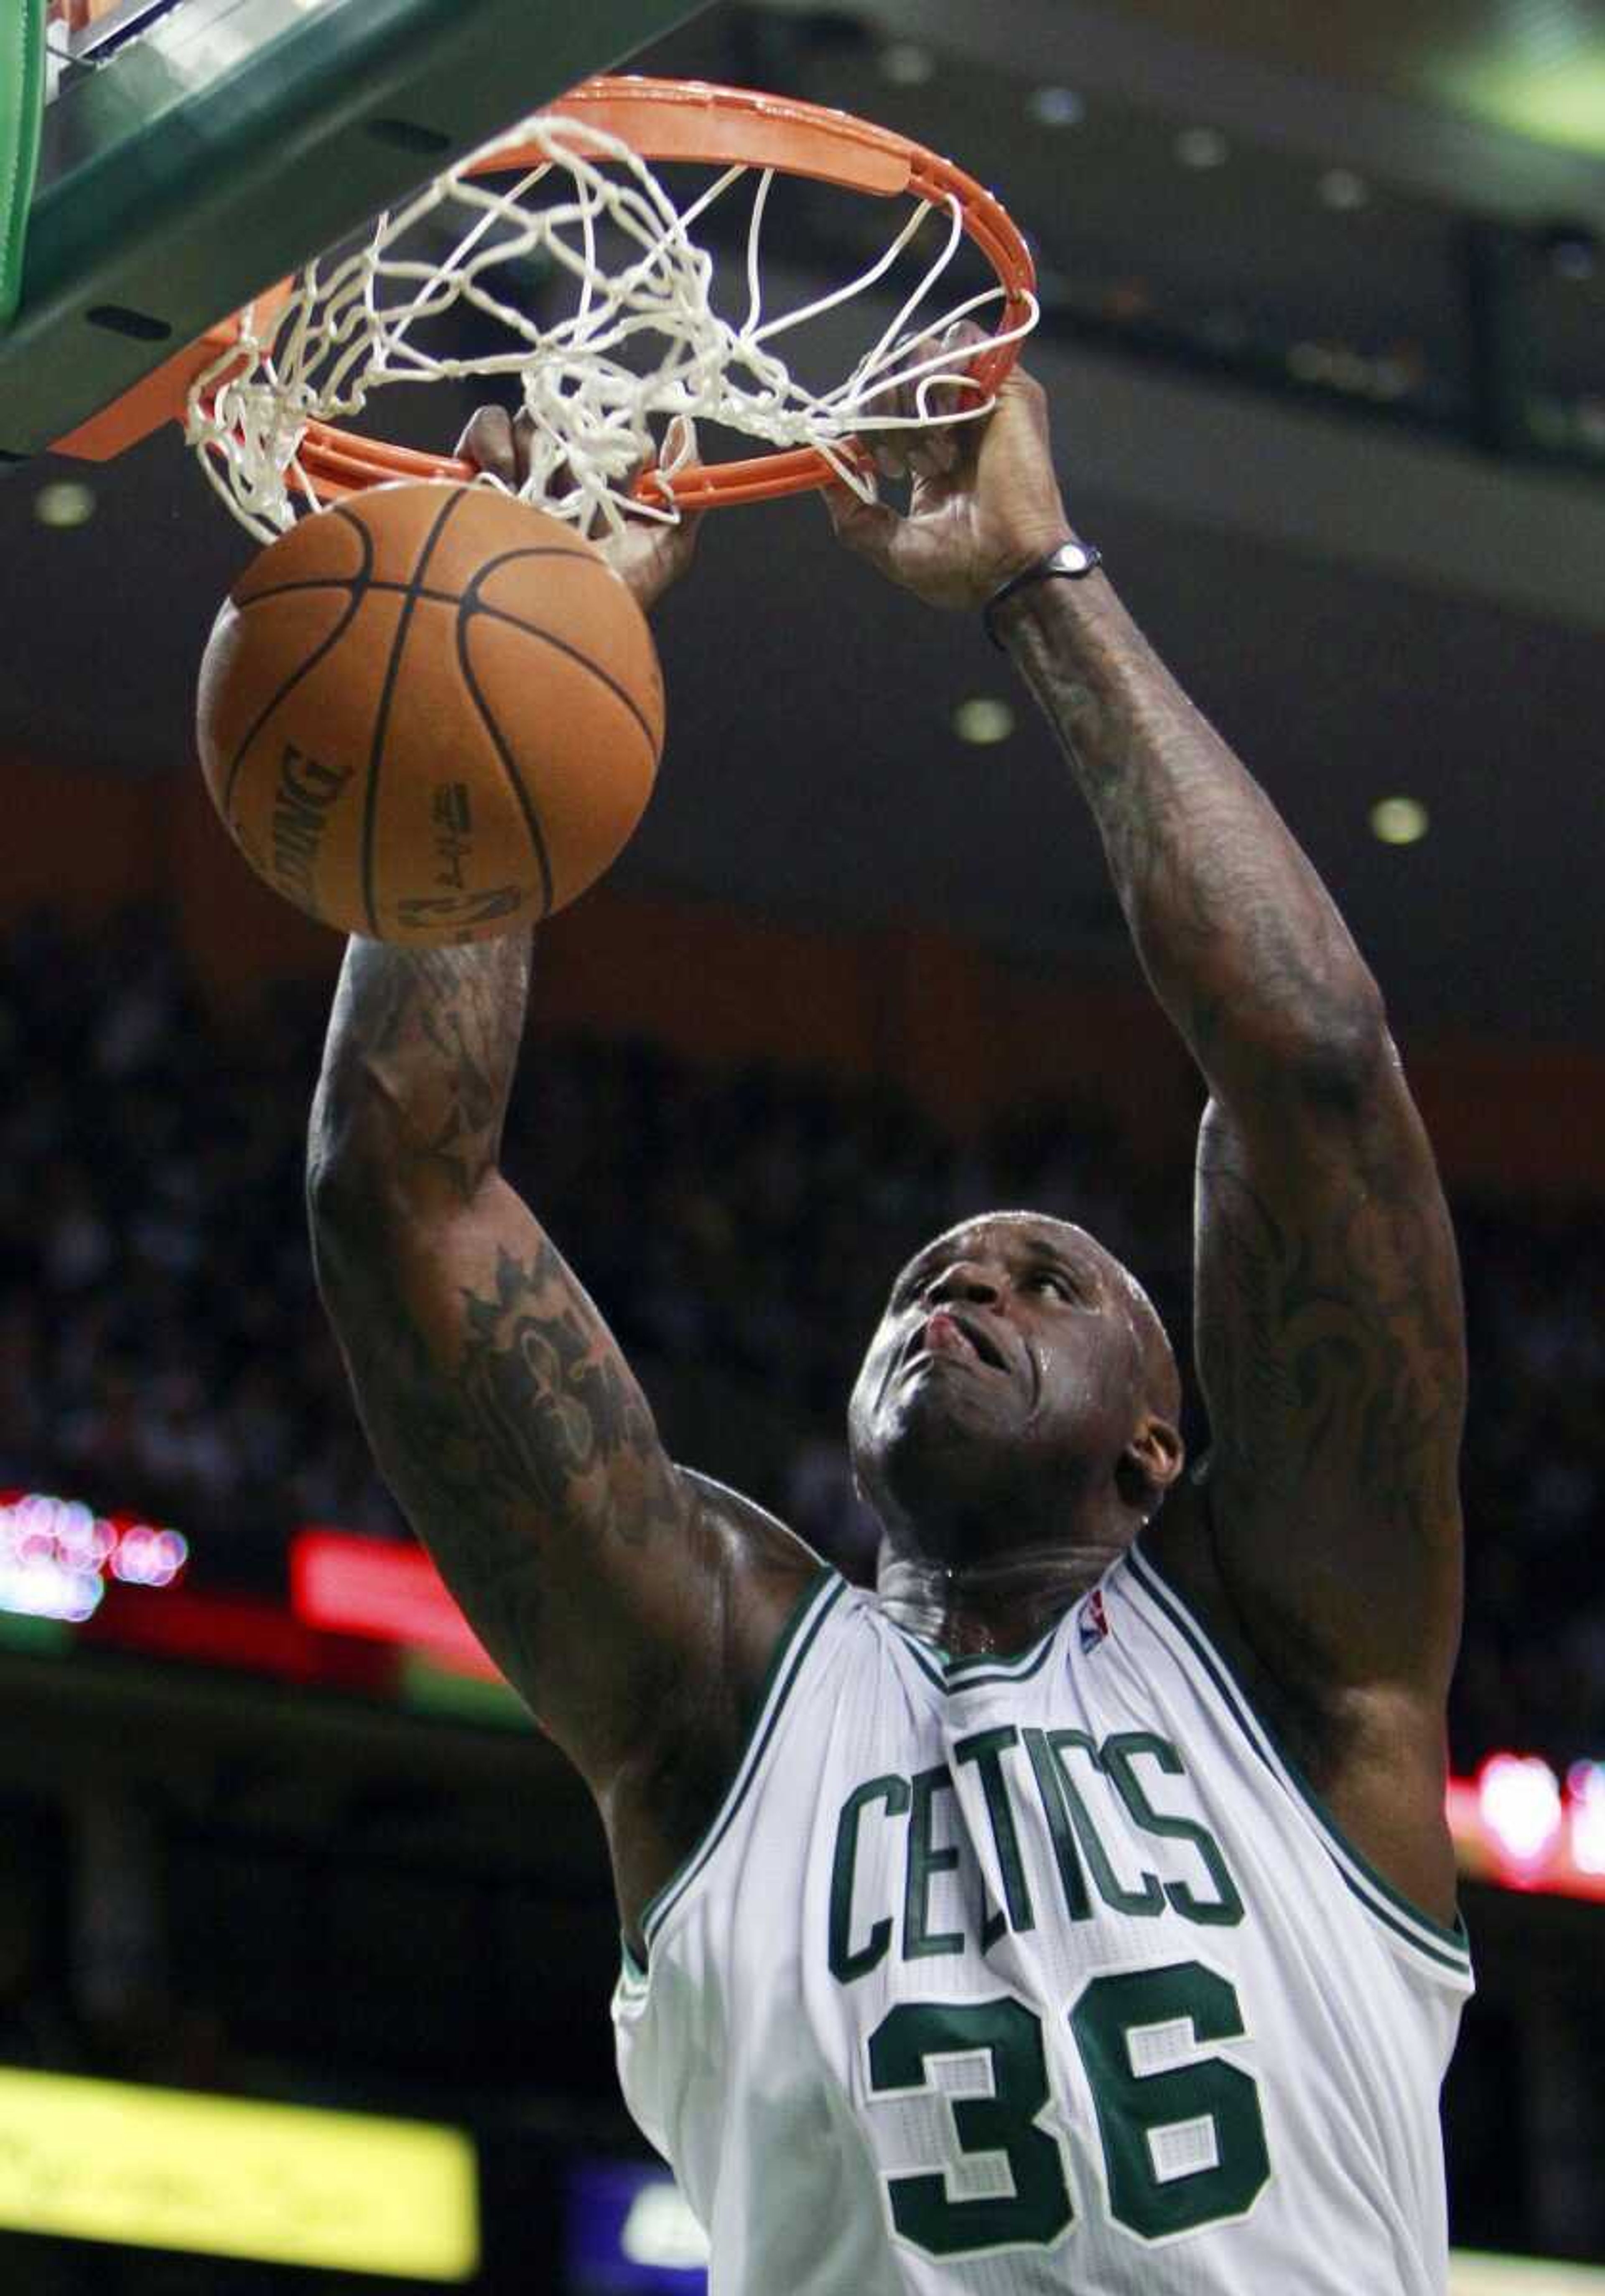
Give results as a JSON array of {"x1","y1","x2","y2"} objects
[{"x1": 0, "y1": 0, "x2": 711, "y2": 462}]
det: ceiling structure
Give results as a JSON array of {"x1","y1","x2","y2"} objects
[
  {"x1": 1113, "y1": 0, "x2": 1605, "y2": 159},
  {"x1": 3, "y1": 0, "x2": 1602, "y2": 1051}
]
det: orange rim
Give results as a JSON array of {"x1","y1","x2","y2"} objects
[{"x1": 214, "y1": 76, "x2": 1038, "y2": 512}]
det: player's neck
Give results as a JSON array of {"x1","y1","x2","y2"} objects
[{"x1": 876, "y1": 1539, "x2": 1129, "y2": 1658}]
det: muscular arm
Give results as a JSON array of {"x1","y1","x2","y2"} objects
[
  {"x1": 999, "y1": 568, "x2": 1465, "y2": 1716},
  {"x1": 831, "y1": 345, "x2": 1464, "y2": 1770},
  {"x1": 306, "y1": 933, "x2": 816, "y2": 1816}
]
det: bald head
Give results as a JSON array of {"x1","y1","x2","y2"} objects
[
  {"x1": 851, "y1": 1208, "x2": 1186, "y2": 1566},
  {"x1": 910, "y1": 1211, "x2": 1179, "y2": 1417}
]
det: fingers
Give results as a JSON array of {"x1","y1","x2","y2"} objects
[
  {"x1": 822, "y1": 481, "x2": 902, "y2": 581},
  {"x1": 867, "y1": 317, "x2": 994, "y2": 485},
  {"x1": 454, "y1": 406, "x2": 539, "y2": 488},
  {"x1": 661, "y1": 413, "x2": 696, "y2": 476},
  {"x1": 622, "y1": 413, "x2": 698, "y2": 506},
  {"x1": 456, "y1": 404, "x2": 515, "y2": 483}
]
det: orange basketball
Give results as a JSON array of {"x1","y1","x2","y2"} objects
[{"x1": 196, "y1": 482, "x2": 664, "y2": 944}]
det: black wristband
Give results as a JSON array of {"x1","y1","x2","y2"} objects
[{"x1": 983, "y1": 539, "x2": 1104, "y2": 649}]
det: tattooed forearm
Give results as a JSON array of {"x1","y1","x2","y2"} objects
[
  {"x1": 309, "y1": 931, "x2": 532, "y2": 1204},
  {"x1": 324, "y1": 1226, "x2": 685, "y2": 1699},
  {"x1": 1000, "y1": 577, "x2": 1381, "y2": 1092}
]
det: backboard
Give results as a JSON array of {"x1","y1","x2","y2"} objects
[{"x1": 0, "y1": 0, "x2": 712, "y2": 464}]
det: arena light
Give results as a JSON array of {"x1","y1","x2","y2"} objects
[
  {"x1": 1451, "y1": 2253, "x2": 1605, "y2": 2292},
  {"x1": 1478, "y1": 1753, "x2": 1565, "y2": 1867},
  {"x1": 291, "y1": 1527, "x2": 500, "y2": 1679},
  {"x1": 953, "y1": 697, "x2": 1016, "y2": 746},
  {"x1": 33, "y1": 478, "x2": 96, "y2": 528},
  {"x1": 1175, "y1": 126, "x2": 1229, "y2": 170},
  {"x1": 878, "y1": 41, "x2": 935, "y2": 87},
  {"x1": 568, "y1": 2161, "x2": 708, "y2": 2292},
  {"x1": 1318, "y1": 168, "x2": 1370, "y2": 212},
  {"x1": 0, "y1": 2067, "x2": 478, "y2": 2279},
  {"x1": 1567, "y1": 1762, "x2": 1605, "y2": 1875},
  {"x1": 1371, "y1": 796, "x2": 1429, "y2": 845},
  {"x1": 1029, "y1": 87, "x2": 1085, "y2": 128},
  {"x1": 621, "y1": 2182, "x2": 711, "y2": 2270},
  {"x1": 1429, "y1": 54, "x2": 1605, "y2": 158},
  {"x1": 0, "y1": 1489, "x2": 187, "y2": 1624}
]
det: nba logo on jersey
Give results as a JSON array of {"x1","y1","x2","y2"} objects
[{"x1": 1078, "y1": 1587, "x2": 1111, "y2": 1653}]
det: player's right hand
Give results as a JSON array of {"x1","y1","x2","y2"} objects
[{"x1": 823, "y1": 321, "x2": 1074, "y2": 612}]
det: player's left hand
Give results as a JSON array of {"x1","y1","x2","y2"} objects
[
  {"x1": 823, "y1": 321, "x2": 1073, "y2": 612},
  {"x1": 455, "y1": 409, "x2": 704, "y2": 616}
]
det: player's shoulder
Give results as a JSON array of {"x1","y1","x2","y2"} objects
[{"x1": 674, "y1": 1467, "x2": 850, "y2": 1696}]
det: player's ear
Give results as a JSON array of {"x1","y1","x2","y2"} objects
[{"x1": 1118, "y1": 1416, "x2": 1185, "y2": 1516}]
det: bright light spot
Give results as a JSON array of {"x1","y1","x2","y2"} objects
[
  {"x1": 1319, "y1": 168, "x2": 1370, "y2": 212},
  {"x1": 1479, "y1": 1753, "x2": 1564, "y2": 1865},
  {"x1": 879, "y1": 42, "x2": 935, "y2": 87},
  {"x1": 954, "y1": 698, "x2": 1015, "y2": 747},
  {"x1": 1371, "y1": 796, "x2": 1429, "y2": 846},
  {"x1": 34, "y1": 481, "x2": 97, "y2": 530},
  {"x1": 0, "y1": 1490, "x2": 188, "y2": 1620},
  {"x1": 1570, "y1": 1764, "x2": 1605, "y2": 1875},
  {"x1": 1429, "y1": 55, "x2": 1605, "y2": 158},
  {"x1": 619, "y1": 2184, "x2": 709, "y2": 2270},
  {"x1": 1175, "y1": 126, "x2": 1229, "y2": 170},
  {"x1": 113, "y1": 1526, "x2": 190, "y2": 1587},
  {"x1": 1029, "y1": 87, "x2": 1085, "y2": 128}
]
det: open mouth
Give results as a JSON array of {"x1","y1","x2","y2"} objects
[{"x1": 908, "y1": 1309, "x2": 1007, "y2": 1372}]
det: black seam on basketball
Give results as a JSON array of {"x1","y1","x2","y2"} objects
[
  {"x1": 219, "y1": 510, "x2": 375, "y2": 829},
  {"x1": 454, "y1": 616, "x2": 555, "y2": 922},
  {"x1": 230, "y1": 546, "x2": 599, "y2": 611},
  {"x1": 462, "y1": 583, "x2": 661, "y2": 756},
  {"x1": 361, "y1": 487, "x2": 475, "y2": 937}
]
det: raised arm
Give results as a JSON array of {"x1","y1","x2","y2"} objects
[
  {"x1": 830, "y1": 336, "x2": 1464, "y2": 1907},
  {"x1": 308, "y1": 441, "x2": 820, "y2": 1934}
]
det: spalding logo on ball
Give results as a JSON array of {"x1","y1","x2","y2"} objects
[{"x1": 196, "y1": 482, "x2": 665, "y2": 945}]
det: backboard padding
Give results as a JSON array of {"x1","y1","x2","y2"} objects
[{"x1": 1, "y1": 0, "x2": 711, "y2": 461}]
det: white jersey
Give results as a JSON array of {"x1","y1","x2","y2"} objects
[{"x1": 614, "y1": 1544, "x2": 1471, "y2": 2296}]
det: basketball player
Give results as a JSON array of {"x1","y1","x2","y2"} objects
[{"x1": 307, "y1": 339, "x2": 1470, "y2": 2293}]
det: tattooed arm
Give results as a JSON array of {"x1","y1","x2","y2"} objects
[
  {"x1": 832, "y1": 342, "x2": 1464, "y2": 1914},
  {"x1": 307, "y1": 933, "x2": 820, "y2": 1934},
  {"x1": 304, "y1": 421, "x2": 819, "y2": 1940}
]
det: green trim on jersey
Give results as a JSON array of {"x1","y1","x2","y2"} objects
[
  {"x1": 1125, "y1": 1546, "x2": 1472, "y2": 1978},
  {"x1": 637, "y1": 1571, "x2": 846, "y2": 1958},
  {"x1": 889, "y1": 1615, "x2": 1063, "y2": 1696}
]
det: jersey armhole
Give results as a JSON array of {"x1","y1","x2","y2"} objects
[
  {"x1": 626, "y1": 1569, "x2": 847, "y2": 1972},
  {"x1": 1122, "y1": 1543, "x2": 1473, "y2": 1990}
]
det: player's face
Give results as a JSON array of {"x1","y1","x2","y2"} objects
[{"x1": 848, "y1": 1213, "x2": 1159, "y2": 1551}]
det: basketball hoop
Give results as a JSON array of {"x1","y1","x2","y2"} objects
[{"x1": 181, "y1": 76, "x2": 1039, "y2": 542}]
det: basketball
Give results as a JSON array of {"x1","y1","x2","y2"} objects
[{"x1": 195, "y1": 482, "x2": 665, "y2": 944}]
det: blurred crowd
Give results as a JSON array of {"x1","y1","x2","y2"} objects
[{"x1": 1, "y1": 908, "x2": 1602, "y2": 1771}]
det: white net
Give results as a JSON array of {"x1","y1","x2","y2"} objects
[{"x1": 186, "y1": 109, "x2": 1039, "y2": 543}]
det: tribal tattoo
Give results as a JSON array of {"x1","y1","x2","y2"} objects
[{"x1": 309, "y1": 936, "x2": 686, "y2": 1716}]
